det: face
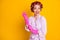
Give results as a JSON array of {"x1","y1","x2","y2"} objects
[{"x1": 33, "y1": 4, "x2": 40, "y2": 15}]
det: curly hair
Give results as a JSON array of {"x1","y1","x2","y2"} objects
[{"x1": 31, "y1": 1, "x2": 43, "y2": 12}]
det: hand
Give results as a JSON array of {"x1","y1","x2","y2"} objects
[
  {"x1": 26, "y1": 24, "x2": 28, "y2": 27},
  {"x1": 38, "y1": 30, "x2": 44, "y2": 37}
]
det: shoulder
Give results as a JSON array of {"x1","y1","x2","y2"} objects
[
  {"x1": 28, "y1": 16, "x2": 33, "y2": 20},
  {"x1": 41, "y1": 16, "x2": 46, "y2": 21}
]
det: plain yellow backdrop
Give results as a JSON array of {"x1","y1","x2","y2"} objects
[{"x1": 0, "y1": 0, "x2": 60, "y2": 40}]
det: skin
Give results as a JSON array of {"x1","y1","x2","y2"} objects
[
  {"x1": 33, "y1": 4, "x2": 44, "y2": 37},
  {"x1": 33, "y1": 4, "x2": 41, "y2": 19}
]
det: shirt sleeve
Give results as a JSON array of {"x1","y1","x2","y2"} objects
[
  {"x1": 38, "y1": 16, "x2": 47, "y2": 37},
  {"x1": 41, "y1": 16, "x2": 47, "y2": 36}
]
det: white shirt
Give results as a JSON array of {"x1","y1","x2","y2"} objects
[{"x1": 25, "y1": 14, "x2": 47, "y2": 40}]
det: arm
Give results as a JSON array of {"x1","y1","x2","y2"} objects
[
  {"x1": 22, "y1": 12, "x2": 38, "y2": 34},
  {"x1": 39, "y1": 16, "x2": 47, "y2": 37}
]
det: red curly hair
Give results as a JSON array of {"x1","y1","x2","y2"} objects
[{"x1": 31, "y1": 1, "x2": 43, "y2": 12}]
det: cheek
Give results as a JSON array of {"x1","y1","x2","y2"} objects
[
  {"x1": 38, "y1": 9, "x2": 40, "y2": 12},
  {"x1": 34, "y1": 9, "x2": 36, "y2": 12},
  {"x1": 34, "y1": 9, "x2": 40, "y2": 12}
]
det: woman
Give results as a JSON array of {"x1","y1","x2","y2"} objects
[{"x1": 25, "y1": 1, "x2": 47, "y2": 40}]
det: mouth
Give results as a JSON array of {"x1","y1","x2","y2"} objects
[{"x1": 36, "y1": 11, "x2": 39, "y2": 14}]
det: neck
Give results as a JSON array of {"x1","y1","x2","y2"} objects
[
  {"x1": 34, "y1": 14, "x2": 40, "y2": 19},
  {"x1": 34, "y1": 14, "x2": 39, "y2": 17}
]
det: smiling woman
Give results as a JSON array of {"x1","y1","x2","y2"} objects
[
  {"x1": 1, "y1": 0, "x2": 60, "y2": 40},
  {"x1": 24, "y1": 1, "x2": 47, "y2": 40}
]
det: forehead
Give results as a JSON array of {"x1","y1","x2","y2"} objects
[{"x1": 34, "y1": 4, "x2": 40, "y2": 8}]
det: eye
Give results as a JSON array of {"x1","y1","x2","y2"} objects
[{"x1": 34, "y1": 7, "x2": 36, "y2": 10}]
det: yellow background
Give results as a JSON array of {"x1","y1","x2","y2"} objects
[{"x1": 0, "y1": 0, "x2": 60, "y2": 40}]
